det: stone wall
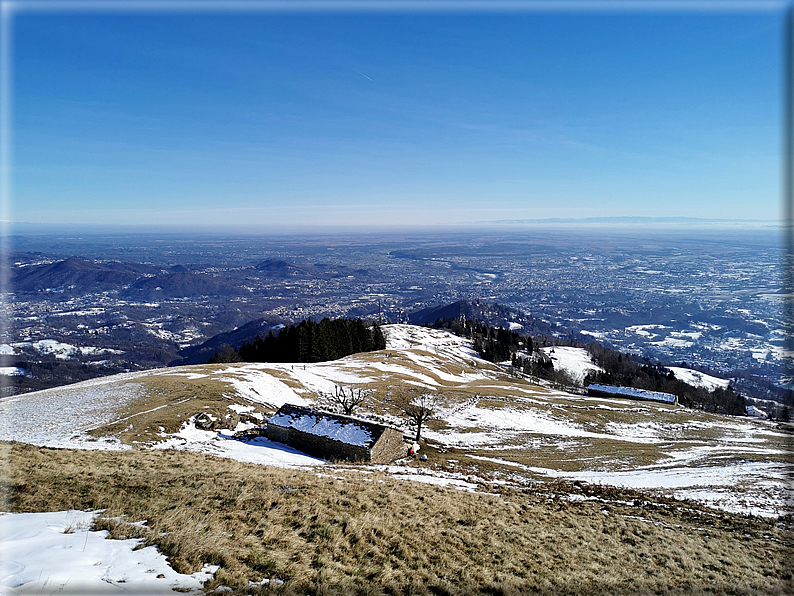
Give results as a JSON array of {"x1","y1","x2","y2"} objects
[
  {"x1": 266, "y1": 421, "x2": 406, "y2": 463},
  {"x1": 369, "y1": 427, "x2": 407, "y2": 464},
  {"x1": 266, "y1": 424, "x2": 290, "y2": 444},
  {"x1": 286, "y1": 427, "x2": 371, "y2": 462}
]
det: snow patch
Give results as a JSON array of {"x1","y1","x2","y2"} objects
[
  {"x1": 0, "y1": 510, "x2": 215, "y2": 594},
  {"x1": 541, "y1": 346, "x2": 603, "y2": 382},
  {"x1": 667, "y1": 367, "x2": 730, "y2": 391},
  {"x1": 151, "y1": 419, "x2": 324, "y2": 468}
]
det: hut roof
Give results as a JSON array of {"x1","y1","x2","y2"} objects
[
  {"x1": 268, "y1": 404, "x2": 392, "y2": 448},
  {"x1": 587, "y1": 383, "x2": 676, "y2": 403}
]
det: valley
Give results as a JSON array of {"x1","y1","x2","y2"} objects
[{"x1": 4, "y1": 227, "x2": 789, "y2": 407}]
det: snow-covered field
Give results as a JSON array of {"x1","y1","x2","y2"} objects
[
  {"x1": 540, "y1": 346, "x2": 603, "y2": 382},
  {"x1": 666, "y1": 366, "x2": 731, "y2": 391},
  {"x1": 0, "y1": 510, "x2": 217, "y2": 594},
  {"x1": 0, "y1": 324, "x2": 791, "y2": 519}
]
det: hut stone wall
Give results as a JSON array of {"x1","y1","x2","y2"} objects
[
  {"x1": 265, "y1": 405, "x2": 406, "y2": 463},
  {"x1": 277, "y1": 425, "x2": 371, "y2": 462},
  {"x1": 369, "y1": 427, "x2": 407, "y2": 463},
  {"x1": 266, "y1": 424, "x2": 290, "y2": 444}
]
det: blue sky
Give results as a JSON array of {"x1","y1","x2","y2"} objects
[{"x1": 9, "y1": 4, "x2": 784, "y2": 227}]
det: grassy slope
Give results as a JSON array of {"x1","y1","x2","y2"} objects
[
  {"x1": 3, "y1": 442, "x2": 791, "y2": 596},
  {"x1": 3, "y1": 327, "x2": 792, "y2": 593},
  {"x1": 78, "y1": 350, "x2": 791, "y2": 472}
]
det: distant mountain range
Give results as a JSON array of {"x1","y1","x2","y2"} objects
[
  {"x1": 482, "y1": 217, "x2": 778, "y2": 226},
  {"x1": 11, "y1": 255, "x2": 373, "y2": 298}
]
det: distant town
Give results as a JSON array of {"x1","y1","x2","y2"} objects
[{"x1": 4, "y1": 227, "x2": 788, "y2": 409}]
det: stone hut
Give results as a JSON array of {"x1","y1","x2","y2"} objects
[{"x1": 266, "y1": 404, "x2": 406, "y2": 463}]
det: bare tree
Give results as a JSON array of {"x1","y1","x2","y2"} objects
[
  {"x1": 393, "y1": 389, "x2": 440, "y2": 442},
  {"x1": 324, "y1": 385, "x2": 370, "y2": 416}
]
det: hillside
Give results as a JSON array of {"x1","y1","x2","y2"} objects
[
  {"x1": 11, "y1": 257, "x2": 158, "y2": 294},
  {"x1": 2, "y1": 324, "x2": 790, "y2": 516},
  {"x1": 1, "y1": 324, "x2": 792, "y2": 593}
]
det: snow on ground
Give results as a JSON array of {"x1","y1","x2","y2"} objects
[
  {"x1": 625, "y1": 324, "x2": 668, "y2": 338},
  {"x1": 666, "y1": 366, "x2": 730, "y2": 391},
  {"x1": 673, "y1": 487, "x2": 786, "y2": 518},
  {"x1": 0, "y1": 367, "x2": 24, "y2": 376},
  {"x1": 383, "y1": 324, "x2": 480, "y2": 362},
  {"x1": 427, "y1": 403, "x2": 653, "y2": 448},
  {"x1": 580, "y1": 330, "x2": 608, "y2": 339},
  {"x1": 151, "y1": 419, "x2": 324, "y2": 468},
  {"x1": 10, "y1": 340, "x2": 122, "y2": 360},
  {"x1": 377, "y1": 465, "x2": 479, "y2": 491},
  {"x1": 541, "y1": 346, "x2": 603, "y2": 382},
  {"x1": 529, "y1": 462, "x2": 793, "y2": 518},
  {"x1": 399, "y1": 349, "x2": 490, "y2": 383},
  {"x1": 1, "y1": 323, "x2": 791, "y2": 518},
  {"x1": 0, "y1": 379, "x2": 147, "y2": 450},
  {"x1": 392, "y1": 473, "x2": 477, "y2": 492},
  {"x1": 46, "y1": 308, "x2": 106, "y2": 317},
  {"x1": 201, "y1": 364, "x2": 310, "y2": 408},
  {"x1": 281, "y1": 361, "x2": 370, "y2": 393},
  {"x1": 652, "y1": 336, "x2": 694, "y2": 349},
  {"x1": 364, "y1": 361, "x2": 441, "y2": 386},
  {"x1": 0, "y1": 510, "x2": 216, "y2": 594},
  {"x1": 197, "y1": 326, "x2": 491, "y2": 402},
  {"x1": 472, "y1": 456, "x2": 793, "y2": 518},
  {"x1": 12, "y1": 339, "x2": 79, "y2": 359}
]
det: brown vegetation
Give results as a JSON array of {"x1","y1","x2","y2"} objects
[{"x1": 3, "y1": 441, "x2": 791, "y2": 595}]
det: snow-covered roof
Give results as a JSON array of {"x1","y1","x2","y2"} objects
[
  {"x1": 268, "y1": 404, "x2": 392, "y2": 448},
  {"x1": 587, "y1": 383, "x2": 676, "y2": 404},
  {"x1": 745, "y1": 405, "x2": 768, "y2": 418}
]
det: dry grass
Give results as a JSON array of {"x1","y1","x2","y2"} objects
[
  {"x1": 87, "y1": 373, "x2": 270, "y2": 445},
  {"x1": 3, "y1": 441, "x2": 791, "y2": 595}
]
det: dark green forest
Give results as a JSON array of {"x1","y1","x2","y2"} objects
[{"x1": 209, "y1": 318, "x2": 386, "y2": 364}]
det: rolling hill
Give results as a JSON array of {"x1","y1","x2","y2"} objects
[
  {"x1": 12, "y1": 257, "x2": 159, "y2": 294},
  {"x1": 1, "y1": 324, "x2": 791, "y2": 593},
  {"x1": 2, "y1": 324, "x2": 790, "y2": 517}
]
